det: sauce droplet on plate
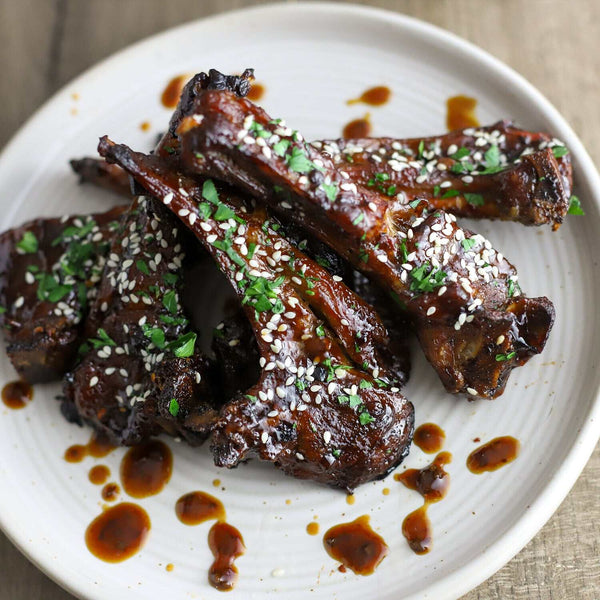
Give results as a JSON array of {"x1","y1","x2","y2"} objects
[
  {"x1": 346, "y1": 494, "x2": 355, "y2": 505},
  {"x1": 446, "y1": 95, "x2": 480, "y2": 131},
  {"x1": 413, "y1": 423, "x2": 446, "y2": 454},
  {"x1": 396, "y1": 452, "x2": 452, "y2": 555},
  {"x1": 342, "y1": 113, "x2": 372, "y2": 138},
  {"x1": 166, "y1": 563, "x2": 174, "y2": 572},
  {"x1": 120, "y1": 439, "x2": 172, "y2": 498},
  {"x1": 161, "y1": 74, "x2": 189, "y2": 109},
  {"x1": 85, "y1": 502, "x2": 150, "y2": 563},
  {"x1": 467, "y1": 436, "x2": 520, "y2": 473},
  {"x1": 306, "y1": 521, "x2": 320, "y2": 536},
  {"x1": 246, "y1": 83, "x2": 266, "y2": 102},
  {"x1": 347, "y1": 86, "x2": 391, "y2": 107},
  {"x1": 2, "y1": 380, "x2": 33, "y2": 410},
  {"x1": 140, "y1": 121, "x2": 151, "y2": 132},
  {"x1": 102, "y1": 482, "x2": 120, "y2": 502},
  {"x1": 176, "y1": 491, "x2": 225, "y2": 525},
  {"x1": 208, "y1": 522, "x2": 246, "y2": 592},
  {"x1": 89, "y1": 465, "x2": 110, "y2": 485},
  {"x1": 64, "y1": 431, "x2": 116, "y2": 463},
  {"x1": 323, "y1": 515, "x2": 388, "y2": 575}
]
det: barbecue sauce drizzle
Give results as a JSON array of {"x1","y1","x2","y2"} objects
[
  {"x1": 467, "y1": 436, "x2": 520, "y2": 473},
  {"x1": 2, "y1": 380, "x2": 33, "y2": 409},
  {"x1": 175, "y1": 491, "x2": 245, "y2": 592},
  {"x1": 395, "y1": 451, "x2": 452, "y2": 554},
  {"x1": 342, "y1": 113, "x2": 372, "y2": 138},
  {"x1": 323, "y1": 514, "x2": 388, "y2": 575},
  {"x1": 246, "y1": 83, "x2": 266, "y2": 102},
  {"x1": 446, "y1": 95, "x2": 480, "y2": 131},
  {"x1": 120, "y1": 440, "x2": 172, "y2": 498},
  {"x1": 347, "y1": 86, "x2": 391, "y2": 107},
  {"x1": 413, "y1": 423, "x2": 445, "y2": 454},
  {"x1": 64, "y1": 431, "x2": 116, "y2": 463}
]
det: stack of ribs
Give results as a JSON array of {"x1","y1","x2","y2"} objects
[{"x1": 0, "y1": 69, "x2": 571, "y2": 491}]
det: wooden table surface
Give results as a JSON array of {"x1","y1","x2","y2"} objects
[{"x1": 1, "y1": 1, "x2": 598, "y2": 598}]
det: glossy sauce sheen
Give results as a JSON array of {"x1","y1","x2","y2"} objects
[
  {"x1": 102, "y1": 482, "x2": 120, "y2": 502},
  {"x1": 413, "y1": 423, "x2": 445, "y2": 454},
  {"x1": 246, "y1": 83, "x2": 265, "y2": 102},
  {"x1": 2, "y1": 380, "x2": 33, "y2": 409},
  {"x1": 347, "y1": 86, "x2": 391, "y2": 106},
  {"x1": 176, "y1": 491, "x2": 225, "y2": 525},
  {"x1": 85, "y1": 502, "x2": 150, "y2": 563},
  {"x1": 120, "y1": 440, "x2": 172, "y2": 498},
  {"x1": 323, "y1": 515, "x2": 388, "y2": 575},
  {"x1": 467, "y1": 436, "x2": 520, "y2": 473},
  {"x1": 161, "y1": 74, "x2": 189, "y2": 109},
  {"x1": 342, "y1": 113, "x2": 372, "y2": 139},
  {"x1": 64, "y1": 431, "x2": 116, "y2": 463},
  {"x1": 396, "y1": 452, "x2": 452, "y2": 555},
  {"x1": 88, "y1": 465, "x2": 110, "y2": 485},
  {"x1": 208, "y1": 522, "x2": 246, "y2": 592},
  {"x1": 446, "y1": 95, "x2": 480, "y2": 131}
]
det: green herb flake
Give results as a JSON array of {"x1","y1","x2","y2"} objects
[
  {"x1": 214, "y1": 204, "x2": 236, "y2": 221},
  {"x1": 168, "y1": 398, "x2": 180, "y2": 417},
  {"x1": 359, "y1": 411, "x2": 375, "y2": 426},
  {"x1": 495, "y1": 351, "x2": 516, "y2": 362},
  {"x1": 316, "y1": 324, "x2": 325, "y2": 338},
  {"x1": 464, "y1": 193, "x2": 485, "y2": 206},
  {"x1": 322, "y1": 182, "x2": 338, "y2": 202},
  {"x1": 286, "y1": 146, "x2": 314, "y2": 174},
  {"x1": 162, "y1": 290, "x2": 178, "y2": 314},
  {"x1": 461, "y1": 238, "x2": 477, "y2": 251},
  {"x1": 202, "y1": 179, "x2": 219, "y2": 204},
  {"x1": 552, "y1": 146, "x2": 569, "y2": 158},
  {"x1": 273, "y1": 139, "x2": 290, "y2": 157},
  {"x1": 441, "y1": 189, "x2": 460, "y2": 199},
  {"x1": 136, "y1": 260, "x2": 150, "y2": 275},
  {"x1": 168, "y1": 331, "x2": 197, "y2": 358},
  {"x1": 568, "y1": 195, "x2": 585, "y2": 215},
  {"x1": 17, "y1": 231, "x2": 38, "y2": 254}
]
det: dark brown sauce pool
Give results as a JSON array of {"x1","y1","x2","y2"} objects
[
  {"x1": 467, "y1": 436, "x2": 520, "y2": 473},
  {"x1": 413, "y1": 423, "x2": 445, "y2": 454},
  {"x1": 85, "y1": 502, "x2": 150, "y2": 563},
  {"x1": 323, "y1": 515, "x2": 388, "y2": 575},
  {"x1": 446, "y1": 95, "x2": 480, "y2": 131},
  {"x1": 343, "y1": 113, "x2": 372, "y2": 139},
  {"x1": 246, "y1": 83, "x2": 265, "y2": 102},
  {"x1": 64, "y1": 431, "x2": 116, "y2": 463},
  {"x1": 120, "y1": 440, "x2": 172, "y2": 498},
  {"x1": 396, "y1": 451, "x2": 452, "y2": 555},
  {"x1": 176, "y1": 491, "x2": 225, "y2": 525},
  {"x1": 89, "y1": 465, "x2": 110, "y2": 485},
  {"x1": 161, "y1": 74, "x2": 189, "y2": 109},
  {"x1": 208, "y1": 522, "x2": 246, "y2": 592},
  {"x1": 102, "y1": 482, "x2": 120, "y2": 502},
  {"x1": 347, "y1": 86, "x2": 391, "y2": 107},
  {"x1": 2, "y1": 380, "x2": 33, "y2": 409}
]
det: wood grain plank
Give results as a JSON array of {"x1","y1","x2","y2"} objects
[{"x1": 0, "y1": 1, "x2": 598, "y2": 599}]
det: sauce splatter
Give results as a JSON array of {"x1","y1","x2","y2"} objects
[
  {"x1": 176, "y1": 491, "x2": 225, "y2": 525},
  {"x1": 120, "y1": 440, "x2": 172, "y2": 498},
  {"x1": 88, "y1": 465, "x2": 110, "y2": 485},
  {"x1": 212, "y1": 478, "x2": 221, "y2": 488},
  {"x1": 382, "y1": 487, "x2": 390, "y2": 496},
  {"x1": 396, "y1": 452, "x2": 452, "y2": 555},
  {"x1": 413, "y1": 423, "x2": 445, "y2": 454},
  {"x1": 208, "y1": 522, "x2": 246, "y2": 592},
  {"x1": 346, "y1": 494, "x2": 355, "y2": 505},
  {"x1": 347, "y1": 86, "x2": 391, "y2": 107},
  {"x1": 323, "y1": 515, "x2": 388, "y2": 575},
  {"x1": 247, "y1": 83, "x2": 266, "y2": 102},
  {"x1": 140, "y1": 121, "x2": 151, "y2": 132},
  {"x1": 306, "y1": 521, "x2": 320, "y2": 536},
  {"x1": 64, "y1": 431, "x2": 116, "y2": 463},
  {"x1": 166, "y1": 563, "x2": 174, "y2": 572},
  {"x1": 467, "y1": 436, "x2": 520, "y2": 473},
  {"x1": 102, "y1": 482, "x2": 120, "y2": 502},
  {"x1": 343, "y1": 113, "x2": 372, "y2": 139},
  {"x1": 2, "y1": 380, "x2": 33, "y2": 409},
  {"x1": 161, "y1": 74, "x2": 190, "y2": 109},
  {"x1": 446, "y1": 95, "x2": 480, "y2": 131},
  {"x1": 85, "y1": 502, "x2": 150, "y2": 563}
]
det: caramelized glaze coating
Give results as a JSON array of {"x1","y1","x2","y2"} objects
[
  {"x1": 0, "y1": 206, "x2": 126, "y2": 382},
  {"x1": 63, "y1": 196, "x2": 218, "y2": 446},
  {"x1": 98, "y1": 138, "x2": 414, "y2": 491},
  {"x1": 178, "y1": 90, "x2": 555, "y2": 398},
  {"x1": 315, "y1": 121, "x2": 572, "y2": 229}
]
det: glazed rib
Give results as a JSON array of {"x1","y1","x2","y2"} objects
[
  {"x1": 177, "y1": 89, "x2": 555, "y2": 399},
  {"x1": 315, "y1": 121, "x2": 572, "y2": 229},
  {"x1": 0, "y1": 206, "x2": 126, "y2": 382},
  {"x1": 99, "y1": 137, "x2": 414, "y2": 491}
]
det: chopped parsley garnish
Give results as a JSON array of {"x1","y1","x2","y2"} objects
[
  {"x1": 461, "y1": 238, "x2": 477, "y2": 251},
  {"x1": 286, "y1": 146, "x2": 314, "y2": 173},
  {"x1": 315, "y1": 324, "x2": 325, "y2": 338},
  {"x1": 400, "y1": 240, "x2": 409, "y2": 263},
  {"x1": 495, "y1": 351, "x2": 516, "y2": 362},
  {"x1": 568, "y1": 195, "x2": 584, "y2": 215},
  {"x1": 242, "y1": 276, "x2": 284, "y2": 314},
  {"x1": 359, "y1": 411, "x2": 375, "y2": 426},
  {"x1": 198, "y1": 202, "x2": 212, "y2": 219},
  {"x1": 359, "y1": 380, "x2": 373, "y2": 390},
  {"x1": 417, "y1": 140, "x2": 425, "y2": 158},
  {"x1": 273, "y1": 139, "x2": 290, "y2": 157},
  {"x1": 322, "y1": 182, "x2": 338, "y2": 202},
  {"x1": 450, "y1": 147, "x2": 470, "y2": 160},
  {"x1": 213, "y1": 204, "x2": 236, "y2": 221},
  {"x1": 142, "y1": 324, "x2": 166, "y2": 348},
  {"x1": 168, "y1": 331, "x2": 197, "y2": 357},
  {"x1": 358, "y1": 248, "x2": 369, "y2": 263},
  {"x1": 162, "y1": 290, "x2": 178, "y2": 314},
  {"x1": 168, "y1": 398, "x2": 180, "y2": 417},
  {"x1": 479, "y1": 144, "x2": 504, "y2": 174},
  {"x1": 352, "y1": 212, "x2": 365, "y2": 226},
  {"x1": 552, "y1": 146, "x2": 569, "y2": 158},
  {"x1": 332, "y1": 448, "x2": 342, "y2": 458},
  {"x1": 136, "y1": 260, "x2": 150, "y2": 275},
  {"x1": 163, "y1": 273, "x2": 178, "y2": 286},
  {"x1": 441, "y1": 189, "x2": 460, "y2": 198},
  {"x1": 464, "y1": 193, "x2": 485, "y2": 206},
  {"x1": 409, "y1": 262, "x2": 447, "y2": 293},
  {"x1": 17, "y1": 231, "x2": 38, "y2": 254},
  {"x1": 89, "y1": 328, "x2": 116, "y2": 349},
  {"x1": 507, "y1": 278, "x2": 521, "y2": 298},
  {"x1": 409, "y1": 198, "x2": 423, "y2": 209},
  {"x1": 202, "y1": 179, "x2": 219, "y2": 204},
  {"x1": 35, "y1": 273, "x2": 71, "y2": 302}
]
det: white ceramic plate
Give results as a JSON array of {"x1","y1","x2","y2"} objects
[{"x1": 1, "y1": 4, "x2": 599, "y2": 599}]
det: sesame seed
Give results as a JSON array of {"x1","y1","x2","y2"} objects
[
  {"x1": 323, "y1": 431, "x2": 331, "y2": 444},
  {"x1": 427, "y1": 306, "x2": 436, "y2": 316},
  {"x1": 261, "y1": 432, "x2": 269, "y2": 443},
  {"x1": 496, "y1": 335, "x2": 505, "y2": 345},
  {"x1": 89, "y1": 376, "x2": 99, "y2": 387},
  {"x1": 467, "y1": 387, "x2": 478, "y2": 396}
]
